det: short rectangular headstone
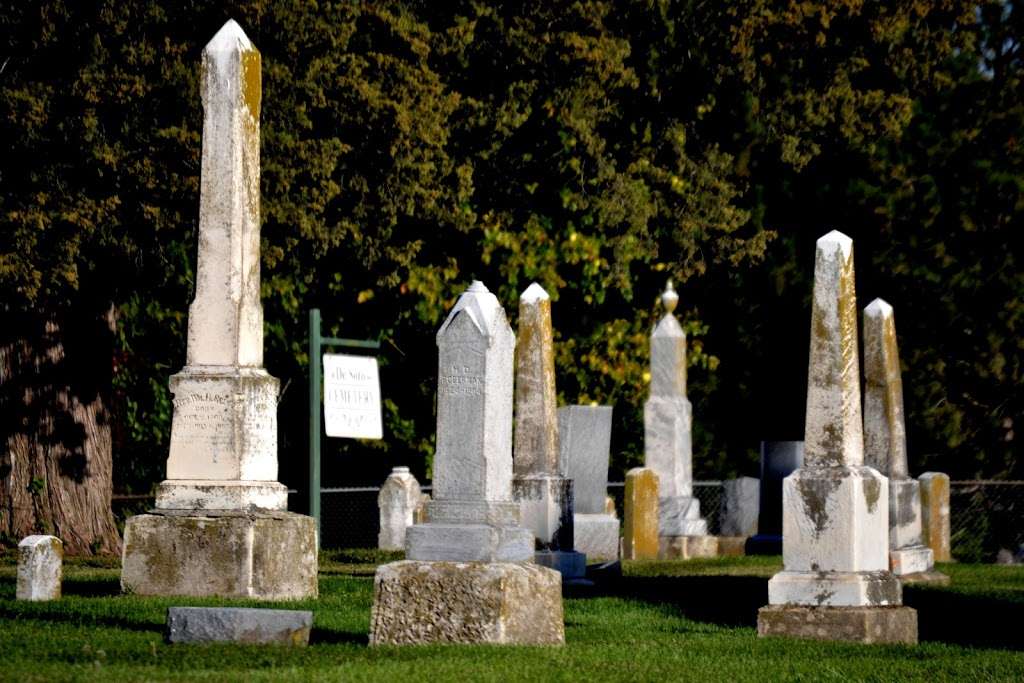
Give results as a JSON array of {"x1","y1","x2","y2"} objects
[
  {"x1": 17, "y1": 535, "x2": 62, "y2": 601},
  {"x1": 166, "y1": 607, "x2": 313, "y2": 646},
  {"x1": 623, "y1": 468, "x2": 659, "y2": 560},
  {"x1": 720, "y1": 477, "x2": 760, "y2": 537},
  {"x1": 919, "y1": 472, "x2": 952, "y2": 562}
]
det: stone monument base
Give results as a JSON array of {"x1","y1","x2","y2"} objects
[
  {"x1": 899, "y1": 570, "x2": 951, "y2": 586},
  {"x1": 406, "y1": 523, "x2": 533, "y2": 562},
  {"x1": 121, "y1": 509, "x2": 317, "y2": 600},
  {"x1": 535, "y1": 550, "x2": 587, "y2": 582},
  {"x1": 768, "y1": 570, "x2": 901, "y2": 606},
  {"x1": 369, "y1": 561, "x2": 565, "y2": 645},
  {"x1": 757, "y1": 605, "x2": 918, "y2": 644},
  {"x1": 890, "y1": 545, "x2": 934, "y2": 576},
  {"x1": 715, "y1": 536, "x2": 749, "y2": 557},
  {"x1": 574, "y1": 513, "x2": 620, "y2": 560},
  {"x1": 659, "y1": 535, "x2": 718, "y2": 560},
  {"x1": 155, "y1": 480, "x2": 289, "y2": 511}
]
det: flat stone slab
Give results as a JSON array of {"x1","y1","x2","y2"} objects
[
  {"x1": 758, "y1": 605, "x2": 918, "y2": 645},
  {"x1": 370, "y1": 560, "x2": 564, "y2": 645},
  {"x1": 121, "y1": 510, "x2": 317, "y2": 600},
  {"x1": 899, "y1": 570, "x2": 951, "y2": 586},
  {"x1": 166, "y1": 607, "x2": 312, "y2": 646}
]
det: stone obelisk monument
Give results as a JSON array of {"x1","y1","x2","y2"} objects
[
  {"x1": 370, "y1": 282, "x2": 564, "y2": 645},
  {"x1": 644, "y1": 281, "x2": 714, "y2": 559},
  {"x1": 758, "y1": 231, "x2": 916, "y2": 644},
  {"x1": 863, "y1": 299, "x2": 947, "y2": 584},
  {"x1": 512, "y1": 283, "x2": 586, "y2": 580},
  {"x1": 120, "y1": 20, "x2": 317, "y2": 599}
]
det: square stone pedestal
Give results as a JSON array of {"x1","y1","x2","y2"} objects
[
  {"x1": 369, "y1": 561, "x2": 565, "y2": 645},
  {"x1": 574, "y1": 513, "x2": 619, "y2": 560},
  {"x1": 121, "y1": 510, "x2": 317, "y2": 600},
  {"x1": 758, "y1": 605, "x2": 918, "y2": 644},
  {"x1": 659, "y1": 535, "x2": 718, "y2": 560}
]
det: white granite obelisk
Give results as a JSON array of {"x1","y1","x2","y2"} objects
[
  {"x1": 863, "y1": 299, "x2": 944, "y2": 582},
  {"x1": 370, "y1": 282, "x2": 564, "y2": 645},
  {"x1": 120, "y1": 21, "x2": 316, "y2": 600},
  {"x1": 758, "y1": 231, "x2": 917, "y2": 644},
  {"x1": 644, "y1": 281, "x2": 713, "y2": 559},
  {"x1": 512, "y1": 283, "x2": 586, "y2": 579}
]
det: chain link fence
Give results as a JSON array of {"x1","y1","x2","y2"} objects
[{"x1": 112, "y1": 480, "x2": 1024, "y2": 563}]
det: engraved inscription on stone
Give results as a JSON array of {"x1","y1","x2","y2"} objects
[
  {"x1": 242, "y1": 382, "x2": 277, "y2": 454},
  {"x1": 171, "y1": 389, "x2": 234, "y2": 458}
]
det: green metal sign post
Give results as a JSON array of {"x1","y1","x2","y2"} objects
[{"x1": 308, "y1": 308, "x2": 381, "y2": 539}]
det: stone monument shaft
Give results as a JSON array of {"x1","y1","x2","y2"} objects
[
  {"x1": 863, "y1": 299, "x2": 908, "y2": 478},
  {"x1": 514, "y1": 283, "x2": 560, "y2": 476},
  {"x1": 189, "y1": 21, "x2": 264, "y2": 368}
]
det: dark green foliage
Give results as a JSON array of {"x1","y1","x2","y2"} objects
[{"x1": 1, "y1": 0, "x2": 1020, "y2": 498}]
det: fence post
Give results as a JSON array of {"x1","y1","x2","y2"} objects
[{"x1": 309, "y1": 308, "x2": 322, "y2": 540}]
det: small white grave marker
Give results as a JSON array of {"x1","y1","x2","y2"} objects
[{"x1": 323, "y1": 354, "x2": 382, "y2": 439}]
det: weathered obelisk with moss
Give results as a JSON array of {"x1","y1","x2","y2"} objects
[
  {"x1": 863, "y1": 299, "x2": 946, "y2": 583},
  {"x1": 758, "y1": 231, "x2": 916, "y2": 644},
  {"x1": 120, "y1": 20, "x2": 317, "y2": 599}
]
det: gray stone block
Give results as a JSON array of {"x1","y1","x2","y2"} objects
[
  {"x1": 166, "y1": 607, "x2": 312, "y2": 646},
  {"x1": 370, "y1": 561, "x2": 564, "y2": 645},
  {"x1": 121, "y1": 510, "x2": 318, "y2": 600},
  {"x1": 558, "y1": 405, "x2": 614, "y2": 514},
  {"x1": 757, "y1": 605, "x2": 918, "y2": 645},
  {"x1": 574, "y1": 513, "x2": 619, "y2": 560},
  {"x1": 720, "y1": 477, "x2": 760, "y2": 537}
]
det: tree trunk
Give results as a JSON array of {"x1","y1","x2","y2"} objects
[{"x1": 0, "y1": 305, "x2": 121, "y2": 555}]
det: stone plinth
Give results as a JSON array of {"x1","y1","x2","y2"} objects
[
  {"x1": 574, "y1": 514, "x2": 620, "y2": 560},
  {"x1": 370, "y1": 561, "x2": 564, "y2": 645},
  {"x1": 659, "y1": 535, "x2": 718, "y2": 560},
  {"x1": 623, "y1": 468, "x2": 659, "y2": 560},
  {"x1": 121, "y1": 510, "x2": 317, "y2": 600},
  {"x1": 721, "y1": 476, "x2": 760, "y2": 537},
  {"x1": 758, "y1": 605, "x2": 918, "y2": 645},
  {"x1": 920, "y1": 472, "x2": 951, "y2": 562},
  {"x1": 16, "y1": 535, "x2": 62, "y2": 601},
  {"x1": 378, "y1": 467, "x2": 422, "y2": 551},
  {"x1": 166, "y1": 607, "x2": 312, "y2": 646}
]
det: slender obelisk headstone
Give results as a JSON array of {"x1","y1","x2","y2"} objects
[
  {"x1": 559, "y1": 404, "x2": 619, "y2": 560},
  {"x1": 758, "y1": 231, "x2": 917, "y2": 644},
  {"x1": 863, "y1": 299, "x2": 946, "y2": 584},
  {"x1": 511, "y1": 283, "x2": 586, "y2": 580},
  {"x1": 623, "y1": 468, "x2": 659, "y2": 560},
  {"x1": 644, "y1": 281, "x2": 714, "y2": 559},
  {"x1": 378, "y1": 467, "x2": 422, "y2": 551},
  {"x1": 120, "y1": 21, "x2": 316, "y2": 600},
  {"x1": 919, "y1": 472, "x2": 952, "y2": 562},
  {"x1": 16, "y1": 535, "x2": 62, "y2": 601},
  {"x1": 370, "y1": 282, "x2": 564, "y2": 645}
]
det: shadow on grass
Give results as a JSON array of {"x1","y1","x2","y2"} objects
[
  {"x1": 905, "y1": 586, "x2": 1024, "y2": 651},
  {"x1": 0, "y1": 602, "x2": 163, "y2": 635},
  {"x1": 579, "y1": 573, "x2": 1024, "y2": 650},
  {"x1": 310, "y1": 629, "x2": 368, "y2": 646},
  {"x1": 62, "y1": 577, "x2": 123, "y2": 597}
]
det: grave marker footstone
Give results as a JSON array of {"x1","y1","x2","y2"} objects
[
  {"x1": 378, "y1": 467, "x2": 422, "y2": 551},
  {"x1": 120, "y1": 20, "x2": 316, "y2": 600},
  {"x1": 757, "y1": 231, "x2": 917, "y2": 644},
  {"x1": 919, "y1": 472, "x2": 952, "y2": 562},
  {"x1": 623, "y1": 468, "x2": 659, "y2": 560},
  {"x1": 644, "y1": 281, "x2": 713, "y2": 559},
  {"x1": 370, "y1": 282, "x2": 564, "y2": 645},
  {"x1": 16, "y1": 535, "x2": 62, "y2": 601},
  {"x1": 559, "y1": 405, "x2": 619, "y2": 560},
  {"x1": 863, "y1": 299, "x2": 946, "y2": 584}
]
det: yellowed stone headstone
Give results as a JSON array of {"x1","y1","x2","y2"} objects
[
  {"x1": 919, "y1": 472, "x2": 952, "y2": 562},
  {"x1": 623, "y1": 467, "x2": 659, "y2": 560}
]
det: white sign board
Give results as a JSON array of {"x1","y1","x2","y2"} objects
[{"x1": 323, "y1": 354, "x2": 383, "y2": 439}]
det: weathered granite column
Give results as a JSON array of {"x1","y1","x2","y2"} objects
[
  {"x1": 644, "y1": 281, "x2": 714, "y2": 559},
  {"x1": 370, "y1": 282, "x2": 564, "y2": 645},
  {"x1": 511, "y1": 283, "x2": 586, "y2": 580},
  {"x1": 864, "y1": 299, "x2": 947, "y2": 584},
  {"x1": 758, "y1": 231, "x2": 917, "y2": 644},
  {"x1": 120, "y1": 21, "x2": 316, "y2": 600}
]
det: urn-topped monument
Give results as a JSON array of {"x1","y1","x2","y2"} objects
[{"x1": 120, "y1": 21, "x2": 317, "y2": 600}]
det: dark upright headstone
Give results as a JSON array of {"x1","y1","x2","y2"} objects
[{"x1": 745, "y1": 441, "x2": 803, "y2": 555}]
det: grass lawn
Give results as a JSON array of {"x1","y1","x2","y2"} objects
[{"x1": 2, "y1": 550, "x2": 1023, "y2": 681}]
